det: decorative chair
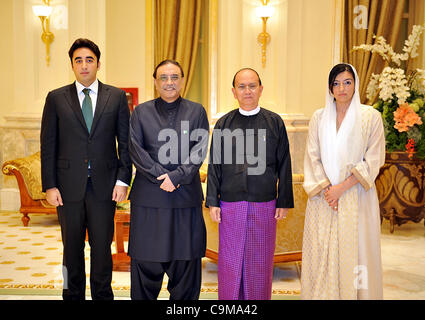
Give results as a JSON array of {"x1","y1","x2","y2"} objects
[{"x1": 2, "y1": 152, "x2": 56, "y2": 226}]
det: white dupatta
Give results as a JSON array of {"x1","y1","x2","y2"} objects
[
  {"x1": 319, "y1": 64, "x2": 365, "y2": 186},
  {"x1": 301, "y1": 64, "x2": 367, "y2": 299}
]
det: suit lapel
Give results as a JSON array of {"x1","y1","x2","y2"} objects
[
  {"x1": 64, "y1": 82, "x2": 89, "y2": 133},
  {"x1": 90, "y1": 81, "x2": 110, "y2": 136}
]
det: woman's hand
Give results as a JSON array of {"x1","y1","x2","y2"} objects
[
  {"x1": 324, "y1": 175, "x2": 359, "y2": 211},
  {"x1": 324, "y1": 185, "x2": 343, "y2": 211},
  {"x1": 325, "y1": 184, "x2": 344, "y2": 202}
]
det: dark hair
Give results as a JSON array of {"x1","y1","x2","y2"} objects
[
  {"x1": 232, "y1": 68, "x2": 262, "y2": 87},
  {"x1": 153, "y1": 60, "x2": 185, "y2": 78},
  {"x1": 68, "y1": 38, "x2": 101, "y2": 64},
  {"x1": 328, "y1": 63, "x2": 355, "y2": 93}
]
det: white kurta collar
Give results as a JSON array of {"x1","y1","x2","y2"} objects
[{"x1": 238, "y1": 106, "x2": 260, "y2": 116}]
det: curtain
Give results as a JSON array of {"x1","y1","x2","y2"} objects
[
  {"x1": 343, "y1": 0, "x2": 406, "y2": 104},
  {"x1": 406, "y1": 0, "x2": 425, "y2": 72},
  {"x1": 154, "y1": 0, "x2": 202, "y2": 98}
]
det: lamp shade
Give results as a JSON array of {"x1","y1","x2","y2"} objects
[
  {"x1": 256, "y1": 5, "x2": 274, "y2": 18},
  {"x1": 32, "y1": 5, "x2": 53, "y2": 17}
]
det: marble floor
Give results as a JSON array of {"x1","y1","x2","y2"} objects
[
  {"x1": 0, "y1": 210, "x2": 424, "y2": 300},
  {"x1": 0, "y1": 211, "x2": 300, "y2": 300},
  {"x1": 380, "y1": 218, "x2": 425, "y2": 299}
]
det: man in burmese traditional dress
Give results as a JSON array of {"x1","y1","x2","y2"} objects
[
  {"x1": 206, "y1": 68, "x2": 294, "y2": 300},
  {"x1": 128, "y1": 60, "x2": 209, "y2": 300}
]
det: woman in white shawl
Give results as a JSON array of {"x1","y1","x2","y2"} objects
[{"x1": 301, "y1": 63, "x2": 386, "y2": 300}]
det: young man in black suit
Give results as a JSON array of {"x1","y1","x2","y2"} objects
[{"x1": 40, "y1": 38, "x2": 132, "y2": 300}]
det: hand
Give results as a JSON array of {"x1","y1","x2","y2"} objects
[
  {"x1": 46, "y1": 188, "x2": 63, "y2": 207},
  {"x1": 275, "y1": 208, "x2": 289, "y2": 220},
  {"x1": 209, "y1": 206, "x2": 221, "y2": 223},
  {"x1": 328, "y1": 199, "x2": 339, "y2": 211},
  {"x1": 324, "y1": 185, "x2": 343, "y2": 211},
  {"x1": 157, "y1": 174, "x2": 177, "y2": 192},
  {"x1": 112, "y1": 185, "x2": 128, "y2": 202}
]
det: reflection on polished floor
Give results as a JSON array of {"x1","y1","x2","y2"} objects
[
  {"x1": 0, "y1": 210, "x2": 424, "y2": 300},
  {"x1": 380, "y1": 218, "x2": 425, "y2": 299}
]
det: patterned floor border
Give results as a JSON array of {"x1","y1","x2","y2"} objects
[{"x1": 0, "y1": 285, "x2": 300, "y2": 300}]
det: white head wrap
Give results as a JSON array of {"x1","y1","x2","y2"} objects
[{"x1": 319, "y1": 64, "x2": 365, "y2": 185}]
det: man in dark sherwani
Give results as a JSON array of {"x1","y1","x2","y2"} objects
[{"x1": 128, "y1": 59, "x2": 209, "y2": 300}]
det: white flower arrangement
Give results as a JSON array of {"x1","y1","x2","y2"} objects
[
  {"x1": 353, "y1": 23, "x2": 425, "y2": 158},
  {"x1": 411, "y1": 68, "x2": 425, "y2": 95},
  {"x1": 376, "y1": 67, "x2": 410, "y2": 103},
  {"x1": 353, "y1": 23, "x2": 425, "y2": 103}
]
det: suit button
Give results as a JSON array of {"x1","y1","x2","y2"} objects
[{"x1": 84, "y1": 159, "x2": 88, "y2": 164}]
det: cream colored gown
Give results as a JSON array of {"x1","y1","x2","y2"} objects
[{"x1": 301, "y1": 105, "x2": 385, "y2": 300}]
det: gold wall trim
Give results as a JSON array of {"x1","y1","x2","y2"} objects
[
  {"x1": 145, "y1": 0, "x2": 154, "y2": 100},
  {"x1": 332, "y1": 0, "x2": 344, "y2": 64},
  {"x1": 208, "y1": 0, "x2": 218, "y2": 118}
]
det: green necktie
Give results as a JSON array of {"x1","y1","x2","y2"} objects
[{"x1": 82, "y1": 88, "x2": 93, "y2": 133}]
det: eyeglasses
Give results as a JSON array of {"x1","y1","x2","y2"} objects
[
  {"x1": 332, "y1": 79, "x2": 353, "y2": 88},
  {"x1": 158, "y1": 74, "x2": 181, "y2": 82},
  {"x1": 236, "y1": 84, "x2": 259, "y2": 91}
]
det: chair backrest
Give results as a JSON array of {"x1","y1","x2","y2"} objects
[
  {"x1": 275, "y1": 173, "x2": 307, "y2": 255},
  {"x1": 2, "y1": 152, "x2": 46, "y2": 200}
]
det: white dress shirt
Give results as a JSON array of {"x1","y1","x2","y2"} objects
[{"x1": 75, "y1": 79, "x2": 98, "y2": 116}]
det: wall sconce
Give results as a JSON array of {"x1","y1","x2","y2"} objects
[
  {"x1": 32, "y1": 0, "x2": 54, "y2": 66},
  {"x1": 256, "y1": 0, "x2": 274, "y2": 68}
]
